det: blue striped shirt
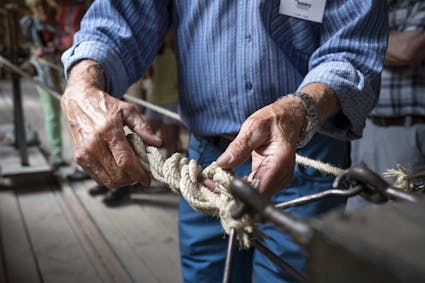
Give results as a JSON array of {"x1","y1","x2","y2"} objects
[{"x1": 62, "y1": 0, "x2": 388, "y2": 140}]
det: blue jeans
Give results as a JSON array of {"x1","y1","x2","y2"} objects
[{"x1": 179, "y1": 133, "x2": 349, "y2": 282}]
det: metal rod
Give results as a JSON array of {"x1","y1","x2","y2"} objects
[
  {"x1": 123, "y1": 94, "x2": 182, "y2": 122},
  {"x1": 12, "y1": 74, "x2": 29, "y2": 165},
  {"x1": 406, "y1": 170, "x2": 425, "y2": 180},
  {"x1": 385, "y1": 188, "x2": 417, "y2": 202},
  {"x1": 6, "y1": 8, "x2": 29, "y2": 166},
  {"x1": 222, "y1": 228, "x2": 237, "y2": 283},
  {"x1": 230, "y1": 179, "x2": 313, "y2": 246},
  {"x1": 251, "y1": 238, "x2": 307, "y2": 283},
  {"x1": 344, "y1": 165, "x2": 417, "y2": 203},
  {"x1": 0, "y1": 56, "x2": 62, "y2": 100},
  {"x1": 275, "y1": 186, "x2": 362, "y2": 209}
]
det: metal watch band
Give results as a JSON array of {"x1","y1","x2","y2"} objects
[{"x1": 283, "y1": 92, "x2": 318, "y2": 147}]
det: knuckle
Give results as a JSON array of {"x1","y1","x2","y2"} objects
[
  {"x1": 231, "y1": 138, "x2": 249, "y2": 151},
  {"x1": 249, "y1": 117, "x2": 268, "y2": 132},
  {"x1": 244, "y1": 116, "x2": 259, "y2": 129},
  {"x1": 121, "y1": 102, "x2": 137, "y2": 113},
  {"x1": 96, "y1": 121, "x2": 113, "y2": 135},
  {"x1": 74, "y1": 148, "x2": 90, "y2": 164},
  {"x1": 116, "y1": 154, "x2": 132, "y2": 169},
  {"x1": 107, "y1": 167, "x2": 130, "y2": 186}
]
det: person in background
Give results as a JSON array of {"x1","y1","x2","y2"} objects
[
  {"x1": 346, "y1": 0, "x2": 425, "y2": 212},
  {"x1": 60, "y1": 1, "x2": 388, "y2": 282},
  {"x1": 20, "y1": 0, "x2": 65, "y2": 170},
  {"x1": 46, "y1": 0, "x2": 87, "y2": 51},
  {"x1": 126, "y1": 76, "x2": 149, "y2": 114},
  {"x1": 46, "y1": 0, "x2": 90, "y2": 179},
  {"x1": 145, "y1": 30, "x2": 180, "y2": 158}
]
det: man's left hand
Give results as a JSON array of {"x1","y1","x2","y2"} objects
[{"x1": 216, "y1": 97, "x2": 307, "y2": 198}]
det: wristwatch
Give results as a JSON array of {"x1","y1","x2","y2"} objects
[{"x1": 283, "y1": 92, "x2": 318, "y2": 147}]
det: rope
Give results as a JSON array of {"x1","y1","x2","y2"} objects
[
  {"x1": 128, "y1": 132, "x2": 348, "y2": 247},
  {"x1": 127, "y1": 133, "x2": 255, "y2": 247},
  {"x1": 1, "y1": 54, "x2": 347, "y2": 246},
  {"x1": 295, "y1": 154, "x2": 343, "y2": 176},
  {"x1": 383, "y1": 165, "x2": 413, "y2": 192}
]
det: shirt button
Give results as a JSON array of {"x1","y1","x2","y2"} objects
[
  {"x1": 245, "y1": 81, "x2": 253, "y2": 90},
  {"x1": 245, "y1": 34, "x2": 252, "y2": 41}
]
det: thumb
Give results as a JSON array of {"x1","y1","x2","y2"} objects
[
  {"x1": 122, "y1": 105, "x2": 162, "y2": 147},
  {"x1": 216, "y1": 129, "x2": 264, "y2": 169}
]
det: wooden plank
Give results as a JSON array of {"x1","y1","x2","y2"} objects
[
  {"x1": 74, "y1": 181, "x2": 159, "y2": 283},
  {"x1": 0, "y1": 146, "x2": 51, "y2": 178},
  {"x1": 0, "y1": 190, "x2": 42, "y2": 283},
  {"x1": 59, "y1": 178, "x2": 133, "y2": 283},
  {"x1": 131, "y1": 186, "x2": 180, "y2": 236},
  {"x1": 52, "y1": 188, "x2": 116, "y2": 283},
  {"x1": 0, "y1": 223, "x2": 5, "y2": 283},
  {"x1": 75, "y1": 180, "x2": 182, "y2": 283},
  {"x1": 16, "y1": 185, "x2": 104, "y2": 283}
]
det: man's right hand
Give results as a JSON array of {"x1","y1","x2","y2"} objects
[{"x1": 61, "y1": 60, "x2": 161, "y2": 188}]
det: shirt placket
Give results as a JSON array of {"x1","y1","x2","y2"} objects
[{"x1": 235, "y1": 0, "x2": 254, "y2": 124}]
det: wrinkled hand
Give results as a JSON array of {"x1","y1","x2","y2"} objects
[
  {"x1": 61, "y1": 83, "x2": 161, "y2": 188},
  {"x1": 216, "y1": 98, "x2": 306, "y2": 198}
]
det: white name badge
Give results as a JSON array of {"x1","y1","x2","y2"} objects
[{"x1": 279, "y1": 0, "x2": 327, "y2": 23}]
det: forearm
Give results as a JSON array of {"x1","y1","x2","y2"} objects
[
  {"x1": 385, "y1": 31, "x2": 425, "y2": 66},
  {"x1": 62, "y1": 0, "x2": 170, "y2": 98}
]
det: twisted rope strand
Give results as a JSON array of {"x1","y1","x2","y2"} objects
[
  {"x1": 128, "y1": 133, "x2": 255, "y2": 247},
  {"x1": 127, "y1": 133, "x2": 347, "y2": 247}
]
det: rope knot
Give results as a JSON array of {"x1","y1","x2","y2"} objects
[{"x1": 127, "y1": 133, "x2": 255, "y2": 247}]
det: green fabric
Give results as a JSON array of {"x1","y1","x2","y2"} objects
[
  {"x1": 36, "y1": 85, "x2": 62, "y2": 156},
  {"x1": 149, "y1": 47, "x2": 179, "y2": 105}
]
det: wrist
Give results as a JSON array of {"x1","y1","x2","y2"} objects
[
  {"x1": 276, "y1": 92, "x2": 318, "y2": 147},
  {"x1": 67, "y1": 60, "x2": 106, "y2": 92}
]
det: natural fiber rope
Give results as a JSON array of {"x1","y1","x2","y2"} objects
[
  {"x1": 383, "y1": 165, "x2": 413, "y2": 192},
  {"x1": 295, "y1": 154, "x2": 343, "y2": 176},
  {"x1": 127, "y1": 133, "x2": 255, "y2": 247},
  {"x1": 127, "y1": 133, "x2": 346, "y2": 247},
  {"x1": 1, "y1": 55, "x2": 346, "y2": 246}
]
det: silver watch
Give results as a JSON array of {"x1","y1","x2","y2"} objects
[{"x1": 285, "y1": 92, "x2": 318, "y2": 147}]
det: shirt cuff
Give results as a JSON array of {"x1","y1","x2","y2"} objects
[
  {"x1": 61, "y1": 40, "x2": 128, "y2": 98},
  {"x1": 298, "y1": 61, "x2": 377, "y2": 141}
]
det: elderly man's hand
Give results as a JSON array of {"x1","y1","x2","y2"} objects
[
  {"x1": 61, "y1": 60, "x2": 161, "y2": 188},
  {"x1": 217, "y1": 83, "x2": 340, "y2": 198},
  {"x1": 216, "y1": 97, "x2": 306, "y2": 198}
]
